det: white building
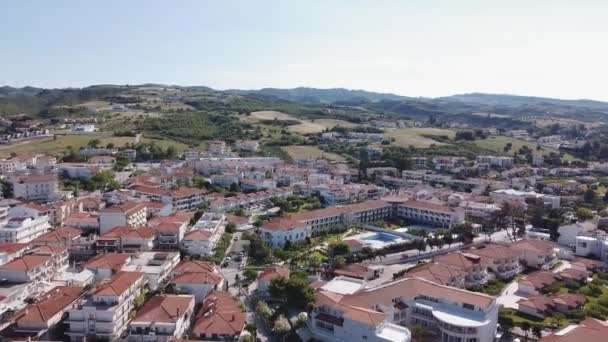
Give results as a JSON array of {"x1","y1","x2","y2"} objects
[
  {"x1": 490, "y1": 189, "x2": 561, "y2": 209},
  {"x1": 310, "y1": 276, "x2": 499, "y2": 342},
  {"x1": 66, "y1": 271, "x2": 145, "y2": 342},
  {"x1": 394, "y1": 200, "x2": 465, "y2": 228},
  {"x1": 0, "y1": 205, "x2": 51, "y2": 243},
  {"x1": 259, "y1": 218, "x2": 311, "y2": 249},
  {"x1": 181, "y1": 213, "x2": 225, "y2": 257},
  {"x1": 121, "y1": 252, "x2": 180, "y2": 291},
  {"x1": 99, "y1": 201, "x2": 148, "y2": 234},
  {"x1": 127, "y1": 294, "x2": 195, "y2": 342},
  {"x1": 11, "y1": 175, "x2": 59, "y2": 202},
  {"x1": 574, "y1": 234, "x2": 608, "y2": 261},
  {"x1": 476, "y1": 155, "x2": 514, "y2": 169},
  {"x1": 234, "y1": 140, "x2": 260, "y2": 152}
]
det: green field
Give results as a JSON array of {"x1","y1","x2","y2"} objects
[
  {"x1": 473, "y1": 136, "x2": 578, "y2": 161},
  {"x1": 386, "y1": 128, "x2": 455, "y2": 148},
  {"x1": 282, "y1": 145, "x2": 345, "y2": 162},
  {"x1": 0, "y1": 135, "x2": 187, "y2": 157}
]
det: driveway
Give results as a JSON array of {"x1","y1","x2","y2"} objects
[{"x1": 496, "y1": 281, "x2": 526, "y2": 309}]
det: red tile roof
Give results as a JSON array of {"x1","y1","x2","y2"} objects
[
  {"x1": 95, "y1": 271, "x2": 143, "y2": 296},
  {"x1": 84, "y1": 253, "x2": 130, "y2": 271},
  {"x1": 257, "y1": 267, "x2": 290, "y2": 281},
  {"x1": 541, "y1": 318, "x2": 608, "y2": 342},
  {"x1": 131, "y1": 295, "x2": 194, "y2": 323},
  {"x1": 0, "y1": 255, "x2": 50, "y2": 271},
  {"x1": 17, "y1": 286, "x2": 81, "y2": 324},
  {"x1": 193, "y1": 291, "x2": 246, "y2": 337}
]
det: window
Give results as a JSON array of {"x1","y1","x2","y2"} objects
[{"x1": 462, "y1": 303, "x2": 475, "y2": 310}]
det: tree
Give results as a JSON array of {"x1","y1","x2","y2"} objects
[
  {"x1": 87, "y1": 170, "x2": 120, "y2": 192},
  {"x1": 243, "y1": 268, "x2": 258, "y2": 283},
  {"x1": 88, "y1": 138, "x2": 101, "y2": 148},
  {"x1": 520, "y1": 321, "x2": 531, "y2": 341},
  {"x1": 225, "y1": 222, "x2": 237, "y2": 234},
  {"x1": 492, "y1": 202, "x2": 526, "y2": 242},
  {"x1": 330, "y1": 242, "x2": 350, "y2": 257},
  {"x1": 532, "y1": 326, "x2": 542, "y2": 340},
  {"x1": 255, "y1": 301, "x2": 272, "y2": 321},
  {"x1": 269, "y1": 274, "x2": 315, "y2": 310},
  {"x1": 576, "y1": 207, "x2": 594, "y2": 221},
  {"x1": 584, "y1": 188, "x2": 598, "y2": 204},
  {"x1": 229, "y1": 182, "x2": 240, "y2": 192},
  {"x1": 273, "y1": 315, "x2": 290, "y2": 336}
]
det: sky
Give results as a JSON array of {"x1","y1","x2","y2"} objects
[{"x1": 1, "y1": 0, "x2": 607, "y2": 100}]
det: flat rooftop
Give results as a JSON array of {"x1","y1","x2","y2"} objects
[{"x1": 321, "y1": 276, "x2": 365, "y2": 295}]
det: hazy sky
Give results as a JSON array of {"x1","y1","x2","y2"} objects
[{"x1": 2, "y1": 1, "x2": 607, "y2": 100}]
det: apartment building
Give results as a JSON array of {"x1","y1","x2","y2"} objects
[
  {"x1": 490, "y1": 189, "x2": 561, "y2": 209},
  {"x1": 207, "y1": 140, "x2": 226, "y2": 155},
  {"x1": 66, "y1": 271, "x2": 145, "y2": 342},
  {"x1": 13, "y1": 286, "x2": 82, "y2": 339},
  {"x1": 121, "y1": 252, "x2": 180, "y2": 291},
  {"x1": 169, "y1": 260, "x2": 224, "y2": 303},
  {"x1": 192, "y1": 291, "x2": 246, "y2": 340},
  {"x1": 259, "y1": 218, "x2": 311, "y2": 249},
  {"x1": 0, "y1": 245, "x2": 68, "y2": 283},
  {"x1": 10, "y1": 175, "x2": 59, "y2": 202},
  {"x1": 476, "y1": 155, "x2": 514, "y2": 169},
  {"x1": 394, "y1": 200, "x2": 465, "y2": 228},
  {"x1": 209, "y1": 187, "x2": 293, "y2": 212},
  {"x1": 310, "y1": 276, "x2": 499, "y2": 342},
  {"x1": 510, "y1": 239, "x2": 560, "y2": 270},
  {"x1": 181, "y1": 213, "x2": 225, "y2": 257},
  {"x1": 0, "y1": 215, "x2": 51, "y2": 243},
  {"x1": 467, "y1": 244, "x2": 523, "y2": 280},
  {"x1": 127, "y1": 295, "x2": 195, "y2": 342},
  {"x1": 84, "y1": 253, "x2": 132, "y2": 280},
  {"x1": 430, "y1": 253, "x2": 492, "y2": 289},
  {"x1": 234, "y1": 139, "x2": 259, "y2": 152},
  {"x1": 99, "y1": 201, "x2": 148, "y2": 234},
  {"x1": 31, "y1": 226, "x2": 81, "y2": 249},
  {"x1": 97, "y1": 225, "x2": 157, "y2": 253},
  {"x1": 540, "y1": 317, "x2": 608, "y2": 342},
  {"x1": 289, "y1": 199, "x2": 392, "y2": 232},
  {"x1": 0, "y1": 242, "x2": 30, "y2": 266},
  {"x1": 130, "y1": 185, "x2": 206, "y2": 211}
]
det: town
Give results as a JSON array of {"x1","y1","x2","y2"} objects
[{"x1": 0, "y1": 87, "x2": 608, "y2": 342}]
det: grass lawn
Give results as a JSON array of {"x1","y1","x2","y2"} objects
[
  {"x1": 0, "y1": 135, "x2": 188, "y2": 157},
  {"x1": 282, "y1": 145, "x2": 345, "y2": 162},
  {"x1": 473, "y1": 136, "x2": 579, "y2": 161},
  {"x1": 481, "y1": 279, "x2": 507, "y2": 296},
  {"x1": 386, "y1": 128, "x2": 455, "y2": 148}
]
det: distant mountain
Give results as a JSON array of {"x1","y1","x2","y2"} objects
[
  {"x1": 439, "y1": 93, "x2": 608, "y2": 110},
  {"x1": 0, "y1": 86, "x2": 44, "y2": 97},
  {"x1": 230, "y1": 87, "x2": 408, "y2": 104}
]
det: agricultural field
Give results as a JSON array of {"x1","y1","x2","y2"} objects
[
  {"x1": 386, "y1": 128, "x2": 456, "y2": 148},
  {"x1": 243, "y1": 110, "x2": 296, "y2": 122},
  {"x1": 0, "y1": 134, "x2": 186, "y2": 157},
  {"x1": 281, "y1": 145, "x2": 345, "y2": 162},
  {"x1": 288, "y1": 119, "x2": 357, "y2": 134},
  {"x1": 473, "y1": 136, "x2": 578, "y2": 161}
]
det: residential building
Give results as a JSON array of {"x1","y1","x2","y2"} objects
[
  {"x1": 208, "y1": 141, "x2": 226, "y2": 155},
  {"x1": 192, "y1": 291, "x2": 246, "y2": 341},
  {"x1": 99, "y1": 201, "x2": 147, "y2": 234},
  {"x1": 121, "y1": 252, "x2": 180, "y2": 291},
  {"x1": 0, "y1": 253, "x2": 57, "y2": 283},
  {"x1": 0, "y1": 242, "x2": 30, "y2": 266},
  {"x1": 0, "y1": 214, "x2": 51, "y2": 243},
  {"x1": 257, "y1": 266, "x2": 290, "y2": 296},
  {"x1": 393, "y1": 200, "x2": 465, "y2": 228},
  {"x1": 128, "y1": 295, "x2": 195, "y2": 342},
  {"x1": 310, "y1": 277, "x2": 499, "y2": 342},
  {"x1": 31, "y1": 226, "x2": 81, "y2": 249},
  {"x1": 170, "y1": 260, "x2": 224, "y2": 303},
  {"x1": 234, "y1": 140, "x2": 259, "y2": 152},
  {"x1": 476, "y1": 155, "x2": 514, "y2": 169},
  {"x1": 66, "y1": 271, "x2": 145, "y2": 342},
  {"x1": 10, "y1": 175, "x2": 59, "y2": 202},
  {"x1": 510, "y1": 239, "x2": 560, "y2": 270},
  {"x1": 97, "y1": 225, "x2": 157, "y2": 253},
  {"x1": 467, "y1": 244, "x2": 522, "y2": 280},
  {"x1": 259, "y1": 218, "x2": 311, "y2": 249},
  {"x1": 13, "y1": 286, "x2": 82, "y2": 339},
  {"x1": 574, "y1": 233, "x2": 608, "y2": 261},
  {"x1": 180, "y1": 214, "x2": 225, "y2": 257},
  {"x1": 540, "y1": 317, "x2": 608, "y2": 342},
  {"x1": 84, "y1": 253, "x2": 132, "y2": 280},
  {"x1": 490, "y1": 189, "x2": 561, "y2": 209}
]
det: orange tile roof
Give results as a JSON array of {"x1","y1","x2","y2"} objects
[
  {"x1": 132, "y1": 295, "x2": 194, "y2": 323},
  {"x1": 541, "y1": 318, "x2": 608, "y2": 342},
  {"x1": 0, "y1": 255, "x2": 50, "y2": 271},
  {"x1": 32, "y1": 226, "x2": 81, "y2": 244},
  {"x1": 95, "y1": 271, "x2": 143, "y2": 296},
  {"x1": 260, "y1": 218, "x2": 307, "y2": 232},
  {"x1": 84, "y1": 253, "x2": 130, "y2": 271},
  {"x1": 257, "y1": 267, "x2": 290, "y2": 281},
  {"x1": 0, "y1": 242, "x2": 29, "y2": 255},
  {"x1": 193, "y1": 291, "x2": 246, "y2": 336},
  {"x1": 17, "y1": 286, "x2": 81, "y2": 324}
]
